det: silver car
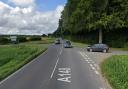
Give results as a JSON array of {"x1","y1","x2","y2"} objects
[{"x1": 64, "y1": 41, "x2": 72, "y2": 48}]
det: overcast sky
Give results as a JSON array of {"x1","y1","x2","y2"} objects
[{"x1": 0, "y1": 0, "x2": 66, "y2": 35}]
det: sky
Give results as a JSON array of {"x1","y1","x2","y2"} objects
[{"x1": 0, "y1": 0, "x2": 66, "y2": 35}]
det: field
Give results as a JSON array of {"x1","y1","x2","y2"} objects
[
  {"x1": 0, "y1": 38, "x2": 54, "y2": 81},
  {"x1": 101, "y1": 55, "x2": 128, "y2": 89}
]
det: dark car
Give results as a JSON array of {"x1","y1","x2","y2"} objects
[
  {"x1": 55, "y1": 39, "x2": 61, "y2": 44},
  {"x1": 64, "y1": 41, "x2": 72, "y2": 48},
  {"x1": 87, "y1": 43, "x2": 109, "y2": 53}
]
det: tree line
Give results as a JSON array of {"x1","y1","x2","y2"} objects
[{"x1": 54, "y1": 0, "x2": 128, "y2": 47}]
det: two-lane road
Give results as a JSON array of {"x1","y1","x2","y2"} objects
[{"x1": 0, "y1": 44, "x2": 108, "y2": 89}]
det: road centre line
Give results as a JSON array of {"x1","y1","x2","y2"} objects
[
  {"x1": 50, "y1": 48, "x2": 63, "y2": 79},
  {"x1": 50, "y1": 57, "x2": 60, "y2": 79}
]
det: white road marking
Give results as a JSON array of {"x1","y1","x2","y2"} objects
[
  {"x1": 94, "y1": 64, "x2": 100, "y2": 70},
  {"x1": 90, "y1": 64, "x2": 95, "y2": 70},
  {"x1": 95, "y1": 70, "x2": 100, "y2": 75},
  {"x1": 100, "y1": 88, "x2": 105, "y2": 89},
  {"x1": 50, "y1": 57, "x2": 60, "y2": 79},
  {"x1": 50, "y1": 47, "x2": 63, "y2": 79},
  {"x1": 58, "y1": 74, "x2": 71, "y2": 76},
  {"x1": 87, "y1": 61, "x2": 90, "y2": 63},
  {"x1": 60, "y1": 48, "x2": 63, "y2": 55},
  {"x1": 57, "y1": 68, "x2": 71, "y2": 83},
  {"x1": 57, "y1": 77, "x2": 71, "y2": 83},
  {"x1": 86, "y1": 60, "x2": 89, "y2": 62},
  {"x1": 79, "y1": 51, "x2": 100, "y2": 75}
]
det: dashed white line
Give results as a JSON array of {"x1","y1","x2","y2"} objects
[
  {"x1": 79, "y1": 51, "x2": 100, "y2": 75},
  {"x1": 100, "y1": 88, "x2": 105, "y2": 89},
  {"x1": 50, "y1": 57, "x2": 60, "y2": 79},
  {"x1": 86, "y1": 60, "x2": 89, "y2": 62},
  {"x1": 90, "y1": 64, "x2": 95, "y2": 70},
  {"x1": 95, "y1": 70, "x2": 100, "y2": 75},
  {"x1": 50, "y1": 48, "x2": 63, "y2": 79},
  {"x1": 87, "y1": 61, "x2": 90, "y2": 63}
]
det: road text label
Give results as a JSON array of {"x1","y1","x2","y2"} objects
[{"x1": 57, "y1": 68, "x2": 71, "y2": 83}]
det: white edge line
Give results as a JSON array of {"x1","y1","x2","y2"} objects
[{"x1": 0, "y1": 48, "x2": 49, "y2": 85}]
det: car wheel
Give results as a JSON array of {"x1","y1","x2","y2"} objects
[
  {"x1": 89, "y1": 49, "x2": 93, "y2": 52},
  {"x1": 103, "y1": 49, "x2": 107, "y2": 53}
]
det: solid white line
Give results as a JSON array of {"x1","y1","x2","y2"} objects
[{"x1": 0, "y1": 49, "x2": 49, "y2": 85}]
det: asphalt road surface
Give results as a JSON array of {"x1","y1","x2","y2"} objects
[{"x1": 0, "y1": 44, "x2": 108, "y2": 89}]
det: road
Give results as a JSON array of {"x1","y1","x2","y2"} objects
[{"x1": 0, "y1": 44, "x2": 108, "y2": 89}]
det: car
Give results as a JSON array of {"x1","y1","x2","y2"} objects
[
  {"x1": 87, "y1": 43, "x2": 109, "y2": 53},
  {"x1": 64, "y1": 41, "x2": 72, "y2": 48},
  {"x1": 55, "y1": 39, "x2": 61, "y2": 44}
]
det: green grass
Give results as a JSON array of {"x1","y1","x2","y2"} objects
[
  {"x1": 101, "y1": 55, "x2": 128, "y2": 89},
  {"x1": 72, "y1": 41, "x2": 89, "y2": 48},
  {"x1": 0, "y1": 37, "x2": 54, "y2": 81},
  {"x1": 111, "y1": 48, "x2": 128, "y2": 51}
]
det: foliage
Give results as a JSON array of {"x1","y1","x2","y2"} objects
[
  {"x1": 101, "y1": 55, "x2": 128, "y2": 89},
  {"x1": 54, "y1": 0, "x2": 128, "y2": 47},
  {"x1": 18, "y1": 37, "x2": 27, "y2": 42},
  {"x1": 0, "y1": 37, "x2": 10, "y2": 44},
  {"x1": 29, "y1": 36, "x2": 41, "y2": 41}
]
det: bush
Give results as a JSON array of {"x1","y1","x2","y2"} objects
[
  {"x1": 0, "y1": 37, "x2": 10, "y2": 44},
  {"x1": 30, "y1": 37, "x2": 41, "y2": 41},
  {"x1": 18, "y1": 37, "x2": 27, "y2": 42}
]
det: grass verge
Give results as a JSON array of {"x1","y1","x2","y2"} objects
[
  {"x1": 72, "y1": 41, "x2": 88, "y2": 48},
  {"x1": 0, "y1": 38, "x2": 54, "y2": 81},
  {"x1": 101, "y1": 55, "x2": 128, "y2": 89}
]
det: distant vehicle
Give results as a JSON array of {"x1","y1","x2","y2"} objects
[
  {"x1": 64, "y1": 40, "x2": 72, "y2": 48},
  {"x1": 87, "y1": 43, "x2": 109, "y2": 53},
  {"x1": 55, "y1": 39, "x2": 61, "y2": 44}
]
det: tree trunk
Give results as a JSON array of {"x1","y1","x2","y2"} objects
[{"x1": 99, "y1": 29, "x2": 103, "y2": 43}]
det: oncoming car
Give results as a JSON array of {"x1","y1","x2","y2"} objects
[{"x1": 64, "y1": 41, "x2": 73, "y2": 48}]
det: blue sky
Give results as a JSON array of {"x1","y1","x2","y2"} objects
[
  {"x1": 0, "y1": 0, "x2": 67, "y2": 11},
  {"x1": 36, "y1": 0, "x2": 67, "y2": 11}
]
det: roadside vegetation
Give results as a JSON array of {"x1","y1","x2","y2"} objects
[
  {"x1": 72, "y1": 42, "x2": 88, "y2": 48},
  {"x1": 54, "y1": 0, "x2": 128, "y2": 48},
  {"x1": 101, "y1": 55, "x2": 128, "y2": 89},
  {"x1": 0, "y1": 37, "x2": 54, "y2": 81}
]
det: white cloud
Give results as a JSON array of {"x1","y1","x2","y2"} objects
[
  {"x1": 0, "y1": 1, "x2": 64, "y2": 35},
  {"x1": 9, "y1": 0, "x2": 35, "y2": 7}
]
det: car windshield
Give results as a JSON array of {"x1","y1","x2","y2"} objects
[{"x1": 66, "y1": 41, "x2": 71, "y2": 45}]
